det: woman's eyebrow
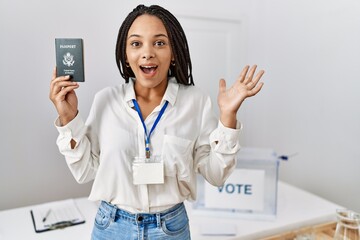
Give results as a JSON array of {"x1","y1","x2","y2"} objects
[
  {"x1": 154, "y1": 34, "x2": 168, "y2": 38},
  {"x1": 127, "y1": 33, "x2": 168, "y2": 39},
  {"x1": 128, "y1": 34, "x2": 141, "y2": 39}
]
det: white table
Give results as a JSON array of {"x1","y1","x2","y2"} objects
[
  {"x1": 0, "y1": 181, "x2": 341, "y2": 240},
  {"x1": 187, "y1": 181, "x2": 341, "y2": 239},
  {"x1": 0, "y1": 197, "x2": 97, "y2": 240}
]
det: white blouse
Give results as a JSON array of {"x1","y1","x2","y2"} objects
[{"x1": 55, "y1": 78, "x2": 242, "y2": 213}]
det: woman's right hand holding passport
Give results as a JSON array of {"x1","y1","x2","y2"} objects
[{"x1": 49, "y1": 67, "x2": 79, "y2": 126}]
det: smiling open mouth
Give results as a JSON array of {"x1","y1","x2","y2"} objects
[{"x1": 140, "y1": 65, "x2": 158, "y2": 74}]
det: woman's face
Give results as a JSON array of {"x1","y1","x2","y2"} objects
[{"x1": 126, "y1": 14, "x2": 173, "y2": 90}]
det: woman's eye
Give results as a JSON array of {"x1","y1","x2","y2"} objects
[
  {"x1": 155, "y1": 41, "x2": 165, "y2": 47},
  {"x1": 130, "y1": 41, "x2": 140, "y2": 47}
]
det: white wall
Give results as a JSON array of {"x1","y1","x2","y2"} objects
[
  {"x1": 239, "y1": 0, "x2": 360, "y2": 213},
  {"x1": 0, "y1": 0, "x2": 359, "y2": 213}
]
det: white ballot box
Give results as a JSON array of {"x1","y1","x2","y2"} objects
[{"x1": 193, "y1": 147, "x2": 280, "y2": 220}]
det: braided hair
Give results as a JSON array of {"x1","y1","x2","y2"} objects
[{"x1": 115, "y1": 4, "x2": 194, "y2": 85}]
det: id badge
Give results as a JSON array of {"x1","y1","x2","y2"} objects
[{"x1": 132, "y1": 156, "x2": 164, "y2": 185}]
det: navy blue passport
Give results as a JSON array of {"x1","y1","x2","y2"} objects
[{"x1": 55, "y1": 38, "x2": 85, "y2": 82}]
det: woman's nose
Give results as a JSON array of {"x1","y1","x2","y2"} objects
[
  {"x1": 142, "y1": 53, "x2": 154, "y2": 60},
  {"x1": 142, "y1": 45, "x2": 155, "y2": 60}
]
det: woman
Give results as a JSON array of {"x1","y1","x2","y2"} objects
[{"x1": 49, "y1": 4, "x2": 264, "y2": 240}]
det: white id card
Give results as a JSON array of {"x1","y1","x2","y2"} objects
[{"x1": 132, "y1": 156, "x2": 164, "y2": 185}]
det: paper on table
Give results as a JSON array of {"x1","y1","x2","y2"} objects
[{"x1": 30, "y1": 199, "x2": 85, "y2": 233}]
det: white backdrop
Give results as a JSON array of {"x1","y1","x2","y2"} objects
[{"x1": 0, "y1": 0, "x2": 359, "y2": 213}]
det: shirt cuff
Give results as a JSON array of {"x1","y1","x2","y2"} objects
[
  {"x1": 209, "y1": 120, "x2": 242, "y2": 154},
  {"x1": 54, "y1": 114, "x2": 86, "y2": 150}
]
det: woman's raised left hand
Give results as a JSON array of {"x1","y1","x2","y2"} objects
[{"x1": 217, "y1": 65, "x2": 265, "y2": 128}]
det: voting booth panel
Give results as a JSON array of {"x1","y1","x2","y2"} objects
[{"x1": 193, "y1": 148, "x2": 280, "y2": 220}]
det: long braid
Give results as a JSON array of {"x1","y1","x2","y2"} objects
[
  {"x1": 163, "y1": 14, "x2": 193, "y2": 85},
  {"x1": 115, "y1": 5, "x2": 194, "y2": 85}
]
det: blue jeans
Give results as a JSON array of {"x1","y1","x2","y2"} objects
[{"x1": 91, "y1": 201, "x2": 191, "y2": 240}]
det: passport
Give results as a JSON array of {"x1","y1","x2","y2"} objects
[{"x1": 55, "y1": 38, "x2": 84, "y2": 82}]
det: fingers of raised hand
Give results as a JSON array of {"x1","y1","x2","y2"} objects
[
  {"x1": 244, "y1": 65, "x2": 257, "y2": 85},
  {"x1": 247, "y1": 81, "x2": 264, "y2": 97},
  {"x1": 246, "y1": 69, "x2": 265, "y2": 89},
  {"x1": 239, "y1": 65, "x2": 250, "y2": 83},
  {"x1": 50, "y1": 75, "x2": 78, "y2": 101},
  {"x1": 240, "y1": 65, "x2": 260, "y2": 85},
  {"x1": 238, "y1": 64, "x2": 264, "y2": 87}
]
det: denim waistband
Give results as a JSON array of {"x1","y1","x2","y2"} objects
[{"x1": 99, "y1": 201, "x2": 185, "y2": 226}]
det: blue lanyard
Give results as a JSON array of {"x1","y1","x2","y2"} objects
[{"x1": 132, "y1": 99, "x2": 168, "y2": 158}]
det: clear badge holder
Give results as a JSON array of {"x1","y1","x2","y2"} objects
[{"x1": 132, "y1": 156, "x2": 164, "y2": 185}]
